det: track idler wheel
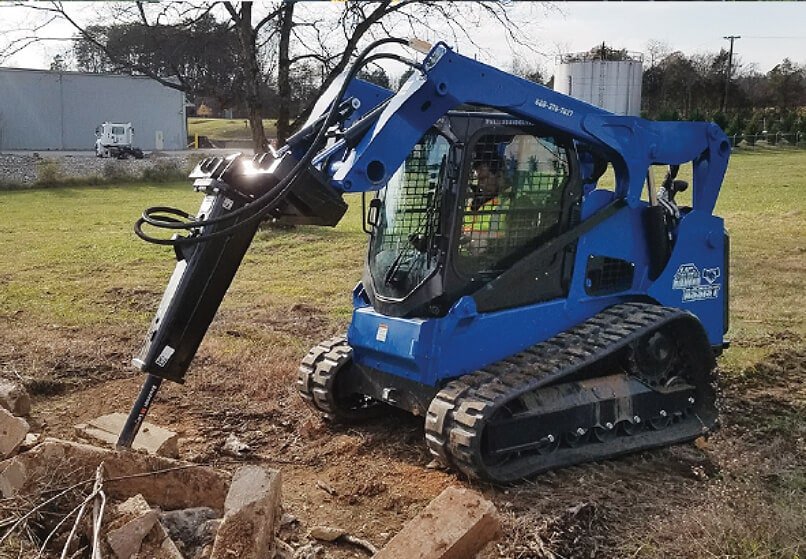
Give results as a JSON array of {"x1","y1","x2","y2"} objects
[
  {"x1": 625, "y1": 326, "x2": 680, "y2": 387},
  {"x1": 297, "y1": 336, "x2": 382, "y2": 422}
]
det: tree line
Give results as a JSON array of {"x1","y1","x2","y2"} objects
[
  {"x1": 20, "y1": 2, "x2": 805, "y2": 148},
  {"x1": 640, "y1": 43, "x2": 806, "y2": 145}
]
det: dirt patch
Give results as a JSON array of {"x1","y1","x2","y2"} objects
[
  {"x1": 102, "y1": 286, "x2": 163, "y2": 313},
  {"x1": 0, "y1": 318, "x2": 135, "y2": 397},
  {"x1": 215, "y1": 302, "x2": 337, "y2": 343},
  {"x1": 9, "y1": 316, "x2": 806, "y2": 559}
]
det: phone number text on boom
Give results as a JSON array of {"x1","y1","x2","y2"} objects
[{"x1": 534, "y1": 98, "x2": 574, "y2": 117}]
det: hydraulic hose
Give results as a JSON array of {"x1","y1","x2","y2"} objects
[{"x1": 135, "y1": 37, "x2": 415, "y2": 246}]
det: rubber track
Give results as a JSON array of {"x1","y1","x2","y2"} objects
[
  {"x1": 297, "y1": 335, "x2": 350, "y2": 421},
  {"x1": 424, "y1": 302, "x2": 718, "y2": 483}
]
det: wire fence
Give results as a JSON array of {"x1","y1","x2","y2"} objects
[{"x1": 728, "y1": 131, "x2": 806, "y2": 149}]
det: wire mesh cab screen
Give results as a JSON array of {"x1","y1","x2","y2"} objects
[
  {"x1": 457, "y1": 132, "x2": 570, "y2": 277},
  {"x1": 368, "y1": 132, "x2": 450, "y2": 299}
]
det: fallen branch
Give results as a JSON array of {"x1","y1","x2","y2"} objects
[
  {"x1": 0, "y1": 479, "x2": 93, "y2": 547},
  {"x1": 315, "y1": 480, "x2": 337, "y2": 496},
  {"x1": 341, "y1": 534, "x2": 378, "y2": 555}
]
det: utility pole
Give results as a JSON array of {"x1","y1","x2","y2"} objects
[{"x1": 722, "y1": 35, "x2": 741, "y2": 112}]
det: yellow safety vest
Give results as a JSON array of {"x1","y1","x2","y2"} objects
[{"x1": 463, "y1": 196, "x2": 509, "y2": 235}]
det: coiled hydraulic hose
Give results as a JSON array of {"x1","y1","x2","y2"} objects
[{"x1": 135, "y1": 37, "x2": 419, "y2": 246}]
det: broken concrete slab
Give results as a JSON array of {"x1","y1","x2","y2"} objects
[
  {"x1": 106, "y1": 495, "x2": 160, "y2": 559},
  {"x1": 0, "y1": 407, "x2": 29, "y2": 459},
  {"x1": 374, "y1": 486, "x2": 499, "y2": 559},
  {"x1": 0, "y1": 380, "x2": 31, "y2": 416},
  {"x1": 0, "y1": 438, "x2": 228, "y2": 510},
  {"x1": 75, "y1": 412, "x2": 179, "y2": 458},
  {"x1": 211, "y1": 465, "x2": 282, "y2": 559}
]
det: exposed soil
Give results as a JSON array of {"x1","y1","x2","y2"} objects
[{"x1": 1, "y1": 309, "x2": 803, "y2": 558}]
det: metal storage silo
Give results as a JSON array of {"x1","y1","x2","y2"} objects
[{"x1": 554, "y1": 44, "x2": 643, "y2": 116}]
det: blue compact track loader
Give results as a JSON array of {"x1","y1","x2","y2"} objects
[{"x1": 121, "y1": 39, "x2": 730, "y2": 483}]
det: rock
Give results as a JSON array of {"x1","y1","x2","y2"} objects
[
  {"x1": 210, "y1": 465, "x2": 282, "y2": 559},
  {"x1": 19, "y1": 432, "x2": 41, "y2": 451},
  {"x1": 374, "y1": 486, "x2": 499, "y2": 559},
  {"x1": 0, "y1": 438, "x2": 228, "y2": 510},
  {"x1": 221, "y1": 434, "x2": 250, "y2": 457},
  {"x1": 0, "y1": 407, "x2": 29, "y2": 458},
  {"x1": 75, "y1": 412, "x2": 179, "y2": 458},
  {"x1": 106, "y1": 496, "x2": 159, "y2": 559},
  {"x1": 0, "y1": 458, "x2": 26, "y2": 497},
  {"x1": 139, "y1": 519, "x2": 185, "y2": 559},
  {"x1": 160, "y1": 507, "x2": 219, "y2": 556},
  {"x1": 0, "y1": 380, "x2": 31, "y2": 416},
  {"x1": 117, "y1": 494, "x2": 153, "y2": 517},
  {"x1": 309, "y1": 526, "x2": 345, "y2": 542}
]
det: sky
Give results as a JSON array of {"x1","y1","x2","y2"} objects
[{"x1": 0, "y1": 2, "x2": 804, "y2": 76}]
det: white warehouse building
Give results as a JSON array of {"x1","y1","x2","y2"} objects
[
  {"x1": 0, "y1": 67, "x2": 186, "y2": 151},
  {"x1": 554, "y1": 46, "x2": 643, "y2": 116}
]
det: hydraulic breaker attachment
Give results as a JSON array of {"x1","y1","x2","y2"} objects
[{"x1": 118, "y1": 152, "x2": 347, "y2": 448}]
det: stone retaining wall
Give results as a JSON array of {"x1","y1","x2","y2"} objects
[{"x1": 0, "y1": 152, "x2": 213, "y2": 188}]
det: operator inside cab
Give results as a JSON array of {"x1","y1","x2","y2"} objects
[{"x1": 461, "y1": 139, "x2": 512, "y2": 254}]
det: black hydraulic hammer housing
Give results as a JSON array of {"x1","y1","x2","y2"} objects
[{"x1": 133, "y1": 152, "x2": 347, "y2": 383}]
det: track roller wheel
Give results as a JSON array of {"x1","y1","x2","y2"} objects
[
  {"x1": 619, "y1": 419, "x2": 641, "y2": 436},
  {"x1": 297, "y1": 336, "x2": 382, "y2": 422},
  {"x1": 592, "y1": 423, "x2": 618, "y2": 443},
  {"x1": 565, "y1": 428, "x2": 589, "y2": 447},
  {"x1": 649, "y1": 410, "x2": 673, "y2": 430}
]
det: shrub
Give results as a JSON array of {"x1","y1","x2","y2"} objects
[
  {"x1": 36, "y1": 159, "x2": 64, "y2": 186},
  {"x1": 103, "y1": 161, "x2": 134, "y2": 182},
  {"x1": 141, "y1": 160, "x2": 186, "y2": 183},
  {"x1": 744, "y1": 113, "x2": 763, "y2": 146}
]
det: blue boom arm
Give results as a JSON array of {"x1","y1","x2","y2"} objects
[{"x1": 327, "y1": 43, "x2": 730, "y2": 215}]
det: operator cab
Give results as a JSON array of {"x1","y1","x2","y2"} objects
[{"x1": 362, "y1": 111, "x2": 582, "y2": 318}]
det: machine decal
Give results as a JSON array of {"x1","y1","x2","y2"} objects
[
  {"x1": 376, "y1": 324, "x2": 389, "y2": 342},
  {"x1": 672, "y1": 263, "x2": 721, "y2": 302},
  {"x1": 155, "y1": 345, "x2": 175, "y2": 367},
  {"x1": 702, "y1": 267, "x2": 721, "y2": 284}
]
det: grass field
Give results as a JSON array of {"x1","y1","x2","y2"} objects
[
  {"x1": 1, "y1": 148, "x2": 802, "y2": 361},
  {"x1": 187, "y1": 117, "x2": 278, "y2": 141},
  {"x1": 0, "y1": 147, "x2": 803, "y2": 557}
]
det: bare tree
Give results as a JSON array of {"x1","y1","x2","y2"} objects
[
  {"x1": 645, "y1": 39, "x2": 671, "y2": 69},
  {"x1": 5, "y1": 1, "x2": 543, "y2": 148}
]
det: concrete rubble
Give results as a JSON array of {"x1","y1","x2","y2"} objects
[
  {"x1": 0, "y1": 407, "x2": 29, "y2": 459},
  {"x1": 106, "y1": 495, "x2": 160, "y2": 559},
  {"x1": 0, "y1": 380, "x2": 31, "y2": 416},
  {"x1": 210, "y1": 465, "x2": 282, "y2": 559},
  {"x1": 75, "y1": 412, "x2": 180, "y2": 458},
  {"x1": 0, "y1": 438, "x2": 229, "y2": 508},
  {"x1": 374, "y1": 486, "x2": 500, "y2": 559},
  {"x1": 0, "y1": 398, "x2": 500, "y2": 559}
]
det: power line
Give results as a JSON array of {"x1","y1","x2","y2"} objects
[{"x1": 740, "y1": 35, "x2": 806, "y2": 40}]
